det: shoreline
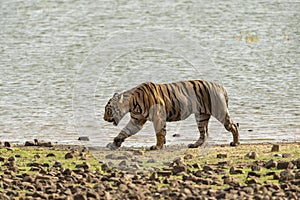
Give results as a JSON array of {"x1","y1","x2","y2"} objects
[{"x1": 0, "y1": 141, "x2": 299, "y2": 199}]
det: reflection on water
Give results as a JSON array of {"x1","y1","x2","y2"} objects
[{"x1": 0, "y1": 0, "x2": 299, "y2": 147}]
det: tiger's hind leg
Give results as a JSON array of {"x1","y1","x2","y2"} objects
[
  {"x1": 223, "y1": 113, "x2": 240, "y2": 146},
  {"x1": 188, "y1": 114, "x2": 211, "y2": 148}
]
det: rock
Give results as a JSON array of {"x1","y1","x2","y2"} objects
[
  {"x1": 53, "y1": 161, "x2": 62, "y2": 168},
  {"x1": 46, "y1": 153, "x2": 55, "y2": 157},
  {"x1": 192, "y1": 163, "x2": 200, "y2": 169},
  {"x1": 75, "y1": 162, "x2": 90, "y2": 170},
  {"x1": 38, "y1": 142, "x2": 54, "y2": 147},
  {"x1": 280, "y1": 170, "x2": 295, "y2": 181},
  {"x1": 133, "y1": 149, "x2": 144, "y2": 156},
  {"x1": 65, "y1": 151, "x2": 79, "y2": 159},
  {"x1": 273, "y1": 172, "x2": 281, "y2": 180},
  {"x1": 4, "y1": 142, "x2": 13, "y2": 148},
  {"x1": 295, "y1": 170, "x2": 300, "y2": 179},
  {"x1": 73, "y1": 193, "x2": 87, "y2": 200},
  {"x1": 282, "y1": 153, "x2": 291, "y2": 158},
  {"x1": 146, "y1": 158, "x2": 156, "y2": 163},
  {"x1": 264, "y1": 159, "x2": 277, "y2": 169},
  {"x1": 78, "y1": 136, "x2": 89, "y2": 141},
  {"x1": 271, "y1": 144, "x2": 279, "y2": 152},
  {"x1": 245, "y1": 152, "x2": 258, "y2": 159},
  {"x1": 242, "y1": 186, "x2": 254, "y2": 195},
  {"x1": 150, "y1": 172, "x2": 159, "y2": 181},
  {"x1": 246, "y1": 177, "x2": 259, "y2": 184},
  {"x1": 230, "y1": 167, "x2": 244, "y2": 174},
  {"x1": 203, "y1": 165, "x2": 214, "y2": 172},
  {"x1": 277, "y1": 161, "x2": 294, "y2": 170},
  {"x1": 222, "y1": 176, "x2": 240, "y2": 187},
  {"x1": 292, "y1": 159, "x2": 300, "y2": 169},
  {"x1": 251, "y1": 165, "x2": 261, "y2": 171},
  {"x1": 173, "y1": 157, "x2": 185, "y2": 166},
  {"x1": 25, "y1": 141, "x2": 35, "y2": 146},
  {"x1": 157, "y1": 171, "x2": 172, "y2": 177},
  {"x1": 118, "y1": 160, "x2": 130, "y2": 167},
  {"x1": 248, "y1": 171, "x2": 261, "y2": 178},
  {"x1": 183, "y1": 154, "x2": 194, "y2": 160},
  {"x1": 105, "y1": 154, "x2": 128, "y2": 160},
  {"x1": 217, "y1": 154, "x2": 227, "y2": 158},
  {"x1": 172, "y1": 164, "x2": 187, "y2": 175},
  {"x1": 172, "y1": 134, "x2": 180, "y2": 137},
  {"x1": 118, "y1": 183, "x2": 128, "y2": 192}
]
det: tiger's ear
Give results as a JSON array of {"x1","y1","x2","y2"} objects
[
  {"x1": 119, "y1": 94, "x2": 123, "y2": 103},
  {"x1": 113, "y1": 93, "x2": 118, "y2": 97}
]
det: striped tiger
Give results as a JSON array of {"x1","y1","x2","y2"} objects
[{"x1": 104, "y1": 80, "x2": 240, "y2": 150}]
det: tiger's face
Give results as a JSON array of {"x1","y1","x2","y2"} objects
[{"x1": 104, "y1": 93, "x2": 126, "y2": 126}]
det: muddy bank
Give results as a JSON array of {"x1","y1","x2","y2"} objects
[{"x1": 0, "y1": 142, "x2": 299, "y2": 199}]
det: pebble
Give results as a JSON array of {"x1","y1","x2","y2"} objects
[
  {"x1": 271, "y1": 144, "x2": 280, "y2": 152},
  {"x1": 4, "y1": 142, "x2": 13, "y2": 148}
]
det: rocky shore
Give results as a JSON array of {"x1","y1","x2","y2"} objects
[{"x1": 0, "y1": 142, "x2": 299, "y2": 199}]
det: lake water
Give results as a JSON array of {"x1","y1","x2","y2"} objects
[{"x1": 1, "y1": 0, "x2": 299, "y2": 148}]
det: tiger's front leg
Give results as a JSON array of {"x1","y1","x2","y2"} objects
[
  {"x1": 150, "y1": 119, "x2": 166, "y2": 150},
  {"x1": 107, "y1": 118, "x2": 146, "y2": 150}
]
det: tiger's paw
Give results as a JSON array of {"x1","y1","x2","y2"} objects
[
  {"x1": 150, "y1": 145, "x2": 163, "y2": 150},
  {"x1": 106, "y1": 142, "x2": 120, "y2": 150},
  {"x1": 188, "y1": 140, "x2": 207, "y2": 148},
  {"x1": 230, "y1": 142, "x2": 240, "y2": 147}
]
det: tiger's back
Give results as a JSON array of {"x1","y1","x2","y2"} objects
[{"x1": 129, "y1": 80, "x2": 228, "y2": 123}]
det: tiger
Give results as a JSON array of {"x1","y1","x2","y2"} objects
[{"x1": 104, "y1": 80, "x2": 240, "y2": 150}]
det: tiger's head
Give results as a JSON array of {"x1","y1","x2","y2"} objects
[{"x1": 104, "y1": 93, "x2": 127, "y2": 126}]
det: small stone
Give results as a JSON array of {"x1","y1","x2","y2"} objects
[
  {"x1": 25, "y1": 141, "x2": 35, "y2": 146},
  {"x1": 292, "y1": 159, "x2": 300, "y2": 169},
  {"x1": 147, "y1": 158, "x2": 156, "y2": 163},
  {"x1": 280, "y1": 170, "x2": 295, "y2": 181},
  {"x1": 251, "y1": 165, "x2": 261, "y2": 171},
  {"x1": 271, "y1": 144, "x2": 279, "y2": 152},
  {"x1": 203, "y1": 165, "x2": 214, "y2": 172},
  {"x1": 230, "y1": 167, "x2": 244, "y2": 174},
  {"x1": 133, "y1": 149, "x2": 144, "y2": 156},
  {"x1": 53, "y1": 161, "x2": 62, "y2": 168},
  {"x1": 295, "y1": 170, "x2": 300, "y2": 179},
  {"x1": 183, "y1": 154, "x2": 194, "y2": 160},
  {"x1": 118, "y1": 160, "x2": 129, "y2": 167},
  {"x1": 192, "y1": 163, "x2": 200, "y2": 169},
  {"x1": 150, "y1": 172, "x2": 159, "y2": 180},
  {"x1": 38, "y1": 142, "x2": 54, "y2": 147},
  {"x1": 265, "y1": 159, "x2": 277, "y2": 169},
  {"x1": 282, "y1": 153, "x2": 291, "y2": 158},
  {"x1": 76, "y1": 162, "x2": 90, "y2": 170},
  {"x1": 245, "y1": 152, "x2": 258, "y2": 159},
  {"x1": 246, "y1": 177, "x2": 259, "y2": 184},
  {"x1": 273, "y1": 172, "x2": 280, "y2": 180},
  {"x1": 46, "y1": 153, "x2": 55, "y2": 157},
  {"x1": 217, "y1": 154, "x2": 227, "y2": 158},
  {"x1": 78, "y1": 136, "x2": 89, "y2": 141},
  {"x1": 4, "y1": 142, "x2": 13, "y2": 148},
  {"x1": 172, "y1": 134, "x2": 180, "y2": 137},
  {"x1": 73, "y1": 193, "x2": 87, "y2": 200},
  {"x1": 172, "y1": 164, "x2": 187, "y2": 175},
  {"x1": 248, "y1": 171, "x2": 261, "y2": 178},
  {"x1": 277, "y1": 161, "x2": 294, "y2": 170},
  {"x1": 157, "y1": 171, "x2": 172, "y2": 177},
  {"x1": 223, "y1": 176, "x2": 240, "y2": 187}
]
